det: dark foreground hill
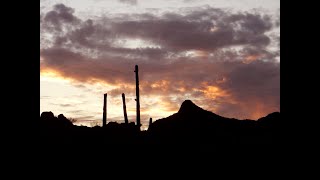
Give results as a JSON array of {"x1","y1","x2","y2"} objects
[
  {"x1": 148, "y1": 100, "x2": 279, "y2": 145},
  {"x1": 33, "y1": 100, "x2": 279, "y2": 147}
]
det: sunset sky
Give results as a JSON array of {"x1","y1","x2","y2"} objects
[{"x1": 40, "y1": 0, "x2": 280, "y2": 129}]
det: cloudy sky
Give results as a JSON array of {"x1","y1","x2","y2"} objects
[{"x1": 40, "y1": 0, "x2": 280, "y2": 129}]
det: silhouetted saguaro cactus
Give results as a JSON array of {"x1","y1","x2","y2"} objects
[
  {"x1": 122, "y1": 93, "x2": 129, "y2": 124},
  {"x1": 134, "y1": 65, "x2": 141, "y2": 129},
  {"x1": 103, "y1": 93, "x2": 107, "y2": 127},
  {"x1": 148, "y1": 117, "x2": 152, "y2": 130}
]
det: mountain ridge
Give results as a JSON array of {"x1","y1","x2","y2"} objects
[
  {"x1": 36, "y1": 99, "x2": 279, "y2": 145},
  {"x1": 148, "y1": 100, "x2": 279, "y2": 144}
]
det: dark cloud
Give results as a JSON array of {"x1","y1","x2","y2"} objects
[
  {"x1": 41, "y1": 6, "x2": 274, "y2": 53},
  {"x1": 42, "y1": 3, "x2": 80, "y2": 32},
  {"x1": 40, "y1": 96, "x2": 51, "y2": 99},
  {"x1": 118, "y1": 0, "x2": 137, "y2": 5},
  {"x1": 41, "y1": 4, "x2": 280, "y2": 119},
  {"x1": 68, "y1": 110, "x2": 84, "y2": 114},
  {"x1": 60, "y1": 104, "x2": 73, "y2": 107},
  {"x1": 110, "y1": 10, "x2": 272, "y2": 51},
  {"x1": 50, "y1": 103, "x2": 73, "y2": 107}
]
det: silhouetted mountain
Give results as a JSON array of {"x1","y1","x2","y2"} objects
[
  {"x1": 148, "y1": 100, "x2": 279, "y2": 144},
  {"x1": 258, "y1": 112, "x2": 280, "y2": 128},
  {"x1": 178, "y1": 100, "x2": 206, "y2": 114},
  {"x1": 34, "y1": 100, "x2": 279, "y2": 147},
  {"x1": 149, "y1": 100, "x2": 233, "y2": 132}
]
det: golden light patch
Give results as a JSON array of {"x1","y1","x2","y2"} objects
[
  {"x1": 138, "y1": 96, "x2": 179, "y2": 119},
  {"x1": 115, "y1": 38, "x2": 161, "y2": 49},
  {"x1": 185, "y1": 50, "x2": 209, "y2": 58},
  {"x1": 210, "y1": 27, "x2": 219, "y2": 32},
  {"x1": 87, "y1": 78, "x2": 119, "y2": 89},
  {"x1": 249, "y1": 103, "x2": 268, "y2": 120},
  {"x1": 177, "y1": 87, "x2": 186, "y2": 92},
  {"x1": 150, "y1": 80, "x2": 170, "y2": 89},
  {"x1": 251, "y1": 111, "x2": 265, "y2": 120},
  {"x1": 196, "y1": 83, "x2": 230, "y2": 100},
  {"x1": 242, "y1": 55, "x2": 261, "y2": 64},
  {"x1": 158, "y1": 100, "x2": 179, "y2": 113},
  {"x1": 40, "y1": 69, "x2": 63, "y2": 77},
  {"x1": 203, "y1": 86, "x2": 229, "y2": 99},
  {"x1": 40, "y1": 69, "x2": 70, "y2": 83},
  {"x1": 41, "y1": 68, "x2": 121, "y2": 90},
  {"x1": 194, "y1": 50, "x2": 209, "y2": 58}
]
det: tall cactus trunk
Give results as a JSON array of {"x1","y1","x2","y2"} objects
[
  {"x1": 122, "y1": 93, "x2": 129, "y2": 124},
  {"x1": 134, "y1": 65, "x2": 141, "y2": 130},
  {"x1": 103, "y1": 93, "x2": 107, "y2": 127},
  {"x1": 148, "y1": 117, "x2": 152, "y2": 130}
]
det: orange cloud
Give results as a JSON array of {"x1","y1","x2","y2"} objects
[
  {"x1": 196, "y1": 82, "x2": 229, "y2": 100},
  {"x1": 242, "y1": 55, "x2": 262, "y2": 64},
  {"x1": 150, "y1": 80, "x2": 170, "y2": 89},
  {"x1": 40, "y1": 69, "x2": 64, "y2": 78}
]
